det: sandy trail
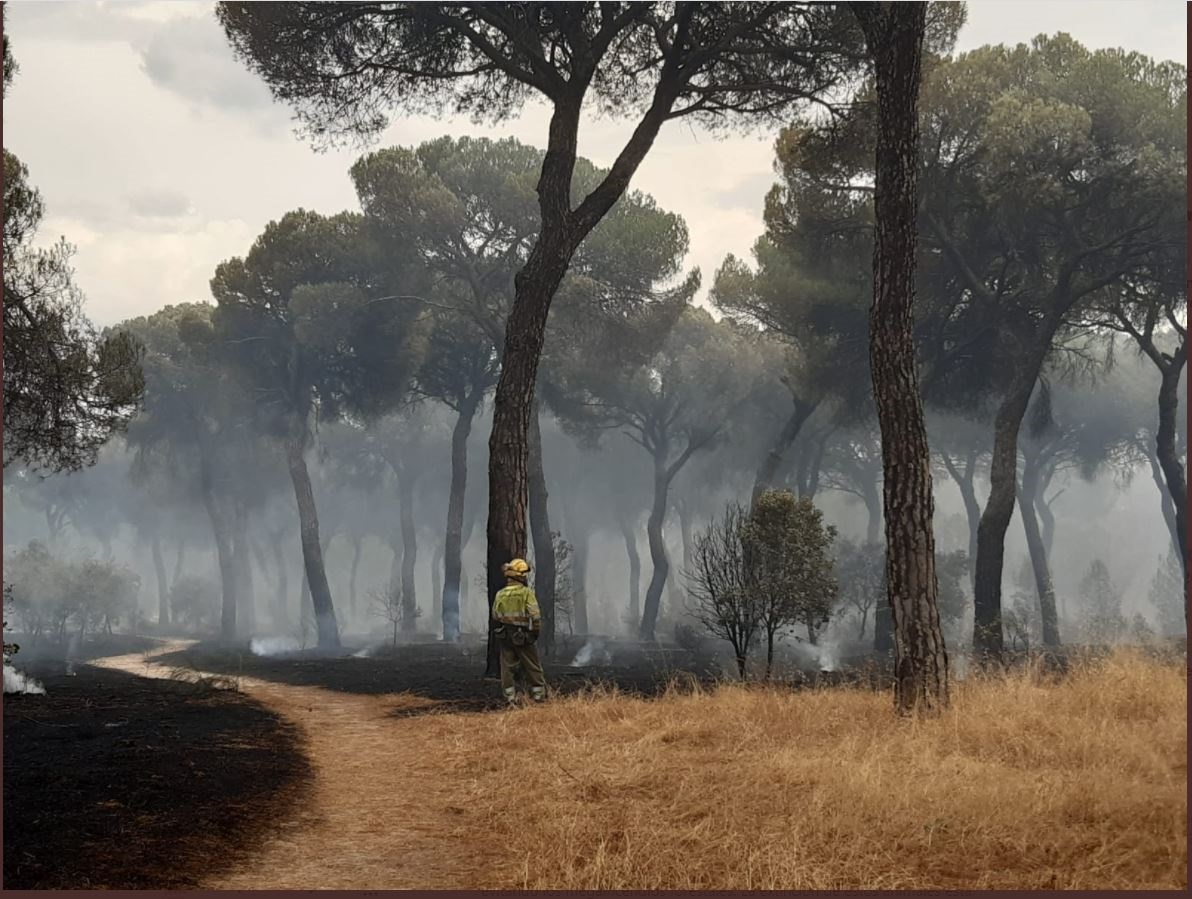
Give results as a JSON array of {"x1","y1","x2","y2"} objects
[{"x1": 92, "y1": 642, "x2": 505, "y2": 890}]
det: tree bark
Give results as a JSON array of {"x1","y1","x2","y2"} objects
[
  {"x1": 285, "y1": 436, "x2": 339, "y2": 648},
  {"x1": 639, "y1": 461, "x2": 672, "y2": 642},
  {"x1": 232, "y1": 497, "x2": 256, "y2": 636},
  {"x1": 442, "y1": 395, "x2": 479, "y2": 642},
  {"x1": 751, "y1": 397, "x2": 817, "y2": 506},
  {"x1": 398, "y1": 470, "x2": 418, "y2": 632},
  {"x1": 1154, "y1": 350, "x2": 1187, "y2": 581},
  {"x1": 202, "y1": 486, "x2": 237, "y2": 641},
  {"x1": 172, "y1": 535, "x2": 186, "y2": 587},
  {"x1": 197, "y1": 448, "x2": 237, "y2": 641},
  {"x1": 389, "y1": 532, "x2": 402, "y2": 594},
  {"x1": 431, "y1": 541, "x2": 444, "y2": 629},
  {"x1": 1147, "y1": 447, "x2": 1181, "y2": 558},
  {"x1": 941, "y1": 449, "x2": 982, "y2": 590},
  {"x1": 855, "y1": 2, "x2": 948, "y2": 714},
  {"x1": 348, "y1": 534, "x2": 363, "y2": 618},
  {"x1": 620, "y1": 516, "x2": 642, "y2": 627},
  {"x1": 677, "y1": 498, "x2": 694, "y2": 579},
  {"x1": 1038, "y1": 491, "x2": 1057, "y2": 560},
  {"x1": 972, "y1": 337, "x2": 1058, "y2": 661},
  {"x1": 1018, "y1": 461, "x2": 1061, "y2": 647},
  {"x1": 527, "y1": 400, "x2": 557, "y2": 653},
  {"x1": 873, "y1": 594, "x2": 892, "y2": 654},
  {"x1": 151, "y1": 532, "x2": 170, "y2": 627}
]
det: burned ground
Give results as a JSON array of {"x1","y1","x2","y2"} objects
[
  {"x1": 153, "y1": 639, "x2": 729, "y2": 714},
  {"x1": 2, "y1": 660, "x2": 311, "y2": 890}
]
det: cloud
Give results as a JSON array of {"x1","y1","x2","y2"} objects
[
  {"x1": 127, "y1": 188, "x2": 192, "y2": 218},
  {"x1": 707, "y1": 170, "x2": 778, "y2": 214},
  {"x1": 134, "y1": 13, "x2": 285, "y2": 120},
  {"x1": 35, "y1": 213, "x2": 256, "y2": 327}
]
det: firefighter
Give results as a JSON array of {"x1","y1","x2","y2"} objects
[{"x1": 491, "y1": 558, "x2": 548, "y2": 704}]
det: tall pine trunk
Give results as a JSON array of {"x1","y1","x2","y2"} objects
[
  {"x1": 972, "y1": 341, "x2": 1055, "y2": 661},
  {"x1": 941, "y1": 450, "x2": 982, "y2": 590},
  {"x1": 483, "y1": 262, "x2": 559, "y2": 671},
  {"x1": 389, "y1": 532, "x2": 402, "y2": 596},
  {"x1": 442, "y1": 395, "x2": 479, "y2": 642},
  {"x1": 1147, "y1": 448, "x2": 1181, "y2": 558},
  {"x1": 172, "y1": 536, "x2": 186, "y2": 587},
  {"x1": 485, "y1": 93, "x2": 672, "y2": 676},
  {"x1": 233, "y1": 498, "x2": 256, "y2": 636},
  {"x1": 678, "y1": 499, "x2": 694, "y2": 579},
  {"x1": 527, "y1": 401, "x2": 557, "y2": 652},
  {"x1": 151, "y1": 532, "x2": 170, "y2": 627},
  {"x1": 855, "y1": 1, "x2": 948, "y2": 714},
  {"x1": 620, "y1": 516, "x2": 642, "y2": 627},
  {"x1": 285, "y1": 435, "x2": 339, "y2": 649},
  {"x1": 1154, "y1": 351, "x2": 1187, "y2": 581},
  {"x1": 431, "y1": 541, "x2": 443, "y2": 629},
  {"x1": 639, "y1": 461, "x2": 672, "y2": 642},
  {"x1": 398, "y1": 471, "x2": 418, "y2": 632},
  {"x1": 348, "y1": 534, "x2": 363, "y2": 617},
  {"x1": 198, "y1": 452, "x2": 237, "y2": 641},
  {"x1": 1018, "y1": 461, "x2": 1061, "y2": 647}
]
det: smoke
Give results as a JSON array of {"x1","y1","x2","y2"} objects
[
  {"x1": 249, "y1": 636, "x2": 301, "y2": 657},
  {"x1": 811, "y1": 640, "x2": 840, "y2": 672},
  {"x1": 4, "y1": 663, "x2": 46, "y2": 695},
  {"x1": 785, "y1": 637, "x2": 841, "y2": 672},
  {"x1": 570, "y1": 638, "x2": 612, "y2": 667}
]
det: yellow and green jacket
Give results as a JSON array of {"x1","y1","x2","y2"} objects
[{"x1": 492, "y1": 583, "x2": 541, "y2": 629}]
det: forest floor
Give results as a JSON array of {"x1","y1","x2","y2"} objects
[{"x1": 3, "y1": 638, "x2": 1186, "y2": 889}]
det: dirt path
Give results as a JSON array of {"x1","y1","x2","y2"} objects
[{"x1": 92, "y1": 642, "x2": 506, "y2": 889}]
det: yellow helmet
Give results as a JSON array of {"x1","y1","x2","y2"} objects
[{"x1": 502, "y1": 558, "x2": 531, "y2": 580}]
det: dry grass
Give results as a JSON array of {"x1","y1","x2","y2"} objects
[{"x1": 447, "y1": 649, "x2": 1186, "y2": 890}]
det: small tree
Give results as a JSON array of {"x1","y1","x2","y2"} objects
[
  {"x1": 1078, "y1": 559, "x2": 1127, "y2": 645},
  {"x1": 744, "y1": 489, "x2": 838, "y2": 676},
  {"x1": 835, "y1": 540, "x2": 884, "y2": 641},
  {"x1": 537, "y1": 532, "x2": 575, "y2": 651},
  {"x1": 369, "y1": 580, "x2": 422, "y2": 646},
  {"x1": 74, "y1": 559, "x2": 140, "y2": 637},
  {"x1": 687, "y1": 503, "x2": 757, "y2": 680}
]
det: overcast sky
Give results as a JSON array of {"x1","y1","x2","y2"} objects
[{"x1": 3, "y1": 0, "x2": 1186, "y2": 327}]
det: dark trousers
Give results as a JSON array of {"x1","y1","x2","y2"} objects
[{"x1": 498, "y1": 635, "x2": 547, "y2": 696}]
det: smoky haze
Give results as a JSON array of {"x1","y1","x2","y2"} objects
[{"x1": 2, "y1": 2, "x2": 1186, "y2": 676}]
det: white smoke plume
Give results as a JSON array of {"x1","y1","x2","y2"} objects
[
  {"x1": 786, "y1": 637, "x2": 841, "y2": 673},
  {"x1": 249, "y1": 636, "x2": 301, "y2": 657},
  {"x1": 570, "y1": 638, "x2": 612, "y2": 667},
  {"x1": 4, "y1": 663, "x2": 46, "y2": 695}
]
